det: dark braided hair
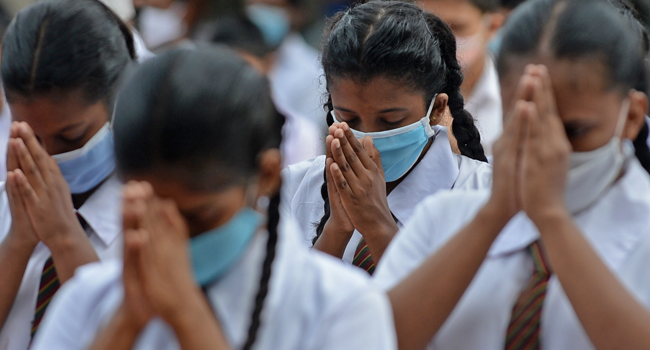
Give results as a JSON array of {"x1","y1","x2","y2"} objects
[
  {"x1": 113, "y1": 47, "x2": 284, "y2": 349},
  {"x1": 313, "y1": 1, "x2": 487, "y2": 243}
]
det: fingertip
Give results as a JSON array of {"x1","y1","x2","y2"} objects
[
  {"x1": 341, "y1": 122, "x2": 349, "y2": 131},
  {"x1": 331, "y1": 162, "x2": 340, "y2": 172},
  {"x1": 332, "y1": 138, "x2": 341, "y2": 149}
]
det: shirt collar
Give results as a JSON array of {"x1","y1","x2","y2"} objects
[
  {"x1": 387, "y1": 126, "x2": 459, "y2": 225},
  {"x1": 488, "y1": 157, "x2": 650, "y2": 266},
  {"x1": 76, "y1": 175, "x2": 122, "y2": 246}
]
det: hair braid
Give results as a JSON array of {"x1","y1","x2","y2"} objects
[
  {"x1": 425, "y1": 13, "x2": 488, "y2": 162},
  {"x1": 241, "y1": 192, "x2": 280, "y2": 350},
  {"x1": 313, "y1": 95, "x2": 335, "y2": 244}
]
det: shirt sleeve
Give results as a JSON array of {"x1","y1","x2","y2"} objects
[{"x1": 306, "y1": 288, "x2": 397, "y2": 350}]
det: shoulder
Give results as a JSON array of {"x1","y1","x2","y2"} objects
[
  {"x1": 454, "y1": 155, "x2": 493, "y2": 190},
  {"x1": 374, "y1": 189, "x2": 491, "y2": 290}
]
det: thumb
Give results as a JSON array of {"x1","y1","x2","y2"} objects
[{"x1": 363, "y1": 137, "x2": 383, "y2": 174}]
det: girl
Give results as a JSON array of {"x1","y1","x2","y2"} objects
[
  {"x1": 374, "y1": 0, "x2": 650, "y2": 349},
  {"x1": 281, "y1": 1, "x2": 492, "y2": 273},
  {"x1": 31, "y1": 47, "x2": 396, "y2": 350},
  {"x1": 0, "y1": 1, "x2": 135, "y2": 348}
]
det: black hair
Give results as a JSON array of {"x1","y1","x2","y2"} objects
[
  {"x1": 500, "y1": 0, "x2": 527, "y2": 10},
  {"x1": 497, "y1": 0, "x2": 650, "y2": 173},
  {"x1": 211, "y1": 15, "x2": 272, "y2": 59},
  {"x1": 113, "y1": 47, "x2": 284, "y2": 350},
  {"x1": 470, "y1": 0, "x2": 502, "y2": 12},
  {"x1": 314, "y1": 0, "x2": 487, "y2": 243},
  {"x1": 1, "y1": 0, "x2": 135, "y2": 109}
]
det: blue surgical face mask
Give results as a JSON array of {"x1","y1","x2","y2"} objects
[
  {"x1": 331, "y1": 96, "x2": 437, "y2": 182},
  {"x1": 246, "y1": 4, "x2": 290, "y2": 47},
  {"x1": 190, "y1": 208, "x2": 262, "y2": 287},
  {"x1": 51, "y1": 123, "x2": 116, "y2": 194}
]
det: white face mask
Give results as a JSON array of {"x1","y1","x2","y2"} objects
[{"x1": 564, "y1": 98, "x2": 631, "y2": 214}]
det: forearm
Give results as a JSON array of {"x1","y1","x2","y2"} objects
[
  {"x1": 47, "y1": 232, "x2": 99, "y2": 283},
  {"x1": 388, "y1": 204, "x2": 509, "y2": 350},
  {"x1": 169, "y1": 294, "x2": 231, "y2": 350},
  {"x1": 0, "y1": 233, "x2": 37, "y2": 329},
  {"x1": 313, "y1": 222, "x2": 353, "y2": 259},
  {"x1": 89, "y1": 304, "x2": 143, "y2": 350},
  {"x1": 535, "y1": 211, "x2": 650, "y2": 350}
]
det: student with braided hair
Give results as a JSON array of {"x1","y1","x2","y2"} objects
[
  {"x1": 281, "y1": 0, "x2": 491, "y2": 273},
  {"x1": 30, "y1": 46, "x2": 396, "y2": 350}
]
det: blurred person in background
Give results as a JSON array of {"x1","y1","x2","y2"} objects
[
  {"x1": 488, "y1": 0, "x2": 528, "y2": 55},
  {"x1": 419, "y1": 0, "x2": 505, "y2": 156},
  {"x1": 211, "y1": 15, "x2": 324, "y2": 166},
  {"x1": 247, "y1": 0, "x2": 327, "y2": 133}
]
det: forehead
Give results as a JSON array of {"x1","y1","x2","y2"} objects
[
  {"x1": 329, "y1": 77, "x2": 425, "y2": 109},
  {"x1": 418, "y1": 0, "x2": 483, "y2": 23},
  {"x1": 500, "y1": 56, "x2": 622, "y2": 121},
  {"x1": 8, "y1": 94, "x2": 104, "y2": 132}
]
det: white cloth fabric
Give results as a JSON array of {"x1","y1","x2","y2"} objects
[
  {"x1": 374, "y1": 156, "x2": 650, "y2": 350},
  {"x1": 276, "y1": 99, "x2": 324, "y2": 167},
  {"x1": 138, "y1": 2, "x2": 187, "y2": 50},
  {"x1": 270, "y1": 33, "x2": 326, "y2": 133},
  {"x1": 0, "y1": 176, "x2": 123, "y2": 350},
  {"x1": 132, "y1": 29, "x2": 155, "y2": 63},
  {"x1": 0, "y1": 105, "x2": 11, "y2": 182},
  {"x1": 281, "y1": 125, "x2": 492, "y2": 263},
  {"x1": 465, "y1": 57, "x2": 502, "y2": 156},
  {"x1": 31, "y1": 218, "x2": 396, "y2": 350}
]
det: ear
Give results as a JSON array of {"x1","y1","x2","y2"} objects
[
  {"x1": 622, "y1": 90, "x2": 649, "y2": 140},
  {"x1": 429, "y1": 93, "x2": 449, "y2": 126},
  {"x1": 257, "y1": 149, "x2": 283, "y2": 199},
  {"x1": 486, "y1": 12, "x2": 505, "y2": 40}
]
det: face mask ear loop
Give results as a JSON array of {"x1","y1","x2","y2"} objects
[
  {"x1": 614, "y1": 97, "x2": 632, "y2": 140},
  {"x1": 426, "y1": 94, "x2": 438, "y2": 122}
]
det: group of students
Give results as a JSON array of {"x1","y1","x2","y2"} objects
[{"x1": 0, "y1": 0, "x2": 650, "y2": 349}]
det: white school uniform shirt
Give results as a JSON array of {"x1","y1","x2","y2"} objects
[
  {"x1": 31, "y1": 218, "x2": 397, "y2": 350},
  {"x1": 374, "y1": 156, "x2": 650, "y2": 350},
  {"x1": 0, "y1": 176, "x2": 123, "y2": 350},
  {"x1": 276, "y1": 98, "x2": 324, "y2": 168},
  {"x1": 465, "y1": 57, "x2": 502, "y2": 157},
  {"x1": 280, "y1": 125, "x2": 492, "y2": 263},
  {"x1": 0, "y1": 105, "x2": 11, "y2": 182},
  {"x1": 270, "y1": 33, "x2": 327, "y2": 133}
]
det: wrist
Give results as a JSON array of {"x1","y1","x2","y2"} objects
[
  {"x1": 114, "y1": 303, "x2": 148, "y2": 339},
  {"x1": 7, "y1": 228, "x2": 39, "y2": 251},
  {"x1": 42, "y1": 225, "x2": 88, "y2": 252},
  {"x1": 323, "y1": 220, "x2": 354, "y2": 239},
  {"x1": 481, "y1": 198, "x2": 517, "y2": 228},
  {"x1": 528, "y1": 206, "x2": 572, "y2": 231},
  {"x1": 164, "y1": 288, "x2": 212, "y2": 330}
]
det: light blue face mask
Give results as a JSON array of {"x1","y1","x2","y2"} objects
[
  {"x1": 331, "y1": 96, "x2": 437, "y2": 182},
  {"x1": 190, "y1": 208, "x2": 262, "y2": 287},
  {"x1": 246, "y1": 4, "x2": 290, "y2": 47},
  {"x1": 51, "y1": 123, "x2": 116, "y2": 194}
]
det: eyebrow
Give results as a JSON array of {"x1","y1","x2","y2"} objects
[
  {"x1": 56, "y1": 121, "x2": 85, "y2": 135},
  {"x1": 333, "y1": 106, "x2": 409, "y2": 114}
]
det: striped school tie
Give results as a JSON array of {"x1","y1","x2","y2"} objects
[
  {"x1": 30, "y1": 256, "x2": 60, "y2": 338},
  {"x1": 31, "y1": 214, "x2": 88, "y2": 339},
  {"x1": 504, "y1": 240, "x2": 552, "y2": 350},
  {"x1": 352, "y1": 237, "x2": 375, "y2": 275}
]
